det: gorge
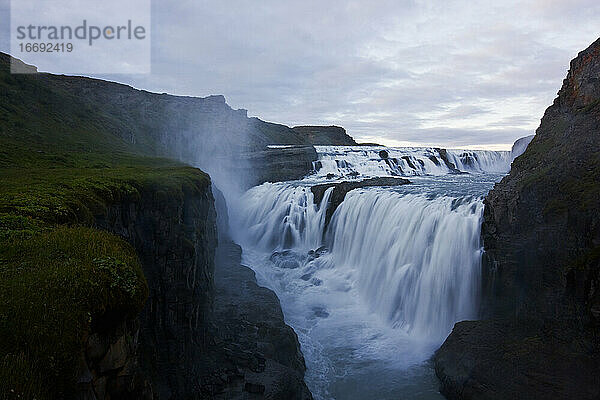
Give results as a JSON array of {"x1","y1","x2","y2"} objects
[{"x1": 1, "y1": 37, "x2": 599, "y2": 400}]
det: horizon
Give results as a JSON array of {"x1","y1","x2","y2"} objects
[{"x1": 1, "y1": 0, "x2": 599, "y2": 150}]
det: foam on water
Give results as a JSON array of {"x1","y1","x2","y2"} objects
[
  {"x1": 229, "y1": 146, "x2": 506, "y2": 399},
  {"x1": 311, "y1": 145, "x2": 511, "y2": 180}
]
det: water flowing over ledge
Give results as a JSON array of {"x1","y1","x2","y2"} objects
[
  {"x1": 234, "y1": 183, "x2": 483, "y2": 342},
  {"x1": 312, "y1": 145, "x2": 512, "y2": 179},
  {"x1": 327, "y1": 190, "x2": 483, "y2": 341},
  {"x1": 230, "y1": 145, "x2": 505, "y2": 399}
]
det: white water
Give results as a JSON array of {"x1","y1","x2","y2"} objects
[
  {"x1": 327, "y1": 191, "x2": 482, "y2": 342},
  {"x1": 229, "y1": 146, "x2": 507, "y2": 399},
  {"x1": 236, "y1": 183, "x2": 333, "y2": 251},
  {"x1": 312, "y1": 145, "x2": 511, "y2": 179}
]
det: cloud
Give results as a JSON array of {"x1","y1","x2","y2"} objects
[{"x1": 1, "y1": 0, "x2": 599, "y2": 149}]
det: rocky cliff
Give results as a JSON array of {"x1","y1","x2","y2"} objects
[
  {"x1": 0, "y1": 53, "x2": 314, "y2": 399},
  {"x1": 292, "y1": 126, "x2": 358, "y2": 145},
  {"x1": 311, "y1": 177, "x2": 411, "y2": 227},
  {"x1": 435, "y1": 38, "x2": 600, "y2": 400},
  {"x1": 199, "y1": 239, "x2": 312, "y2": 399},
  {"x1": 94, "y1": 176, "x2": 217, "y2": 399},
  {"x1": 239, "y1": 146, "x2": 318, "y2": 189}
]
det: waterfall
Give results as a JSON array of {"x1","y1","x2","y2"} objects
[
  {"x1": 446, "y1": 149, "x2": 512, "y2": 173},
  {"x1": 231, "y1": 145, "x2": 503, "y2": 399},
  {"x1": 233, "y1": 182, "x2": 333, "y2": 251},
  {"x1": 234, "y1": 182, "x2": 484, "y2": 341},
  {"x1": 312, "y1": 145, "x2": 511, "y2": 179},
  {"x1": 327, "y1": 189, "x2": 483, "y2": 340}
]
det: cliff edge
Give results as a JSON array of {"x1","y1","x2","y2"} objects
[{"x1": 434, "y1": 38, "x2": 600, "y2": 400}]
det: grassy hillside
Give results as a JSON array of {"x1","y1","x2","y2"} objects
[{"x1": 0, "y1": 55, "x2": 213, "y2": 398}]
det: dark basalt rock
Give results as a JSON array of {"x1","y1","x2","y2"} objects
[
  {"x1": 270, "y1": 250, "x2": 303, "y2": 269},
  {"x1": 401, "y1": 156, "x2": 417, "y2": 170},
  {"x1": 459, "y1": 152, "x2": 477, "y2": 168},
  {"x1": 94, "y1": 179, "x2": 217, "y2": 399},
  {"x1": 204, "y1": 240, "x2": 313, "y2": 400},
  {"x1": 311, "y1": 177, "x2": 410, "y2": 227},
  {"x1": 435, "y1": 319, "x2": 600, "y2": 400},
  {"x1": 429, "y1": 155, "x2": 441, "y2": 166},
  {"x1": 238, "y1": 146, "x2": 318, "y2": 189},
  {"x1": 434, "y1": 148, "x2": 462, "y2": 173},
  {"x1": 292, "y1": 125, "x2": 358, "y2": 145},
  {"x1": 434, "y1": 37, "x2": 600, "y2": 400},
  {"x1": 379, "y1": 149, "x2": 389, "y2": 159}
]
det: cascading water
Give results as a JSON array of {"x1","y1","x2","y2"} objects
[
  {"x1": 327, "y1": 190, "x2": 482, "y2": 341},
  {"x1": 312, "y1": 145, "x2": 512, "y2": 179},
  {"x1": 230, "y1": 145, "x2": 508, "y2": 400},
  {"x1": 235, "y1": 183, "x2": 333, "y2": 251}
]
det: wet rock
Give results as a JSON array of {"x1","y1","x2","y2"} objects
[
  {"x1": 311, "y1": 177, "x2": 410, "y2": 227},
  {"x1": 97, "y1": 336, "x2": 128, "y2": 373},
  {"x1": 401, "y1": 156, "x2": 417, "y2": 170},
  {"x1": 307, "y1": 246, "x2": 328, "y2": 262},
  {"x1": 245, "y1": 382, "x2": 266, "y2": 394},
  {"x1": 428, "y1": 155, "x2": 441, "y2": 166},
  {"x1": 300, "y1": 273, "x2": 313, "y2": 281},
  {"x1": 311, "y1": 307, "x2": 329, "y2": 319},
  {"x1": 206, "y1": 240, "x2": 313, "y2": 399},
  {"x1": 270, "y1": 250, "x2": 304, "y2": 269},
  {"x1": 435, "y1": 148, "x2": 461, "y2": 173}
]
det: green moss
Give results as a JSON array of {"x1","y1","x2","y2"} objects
[
  {"x1": 0, "y1": 55, "x2": 212, "y2": 398},
  {"x1": 0, "y1": 353, "x2": 47, "y2": 400},
  {"x1": 0, "y1": 166, "x2": 209, "y2": 399},
  {"x1": 0, "y1": 227, "x2": 148, "y2": 399}
]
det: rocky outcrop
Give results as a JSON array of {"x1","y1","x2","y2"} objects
[
  {"x1": 85, "y1": 177, "x2": 313, "y2": 399},
  {"x1": 435, "y1": 319, "x2": 600, "y2": 400},
  {"x1": 240, "y1": 146, "x2": 318, "y2": 188},
  {"x1": 197, "y1": 240, "x2": 312, "y2": 399},
  {"x1": 510, "y1": 135, "x2": 535, "y2": 159},
  {"x1": 94, "y1": 176, "x2": 218, "y2": 399},
  {"x1": 434, "y1": 148, "x2": 462, "y2": 173},
  {"x1": 78, "y1": 319, "x2": 153, "y2": 400},
  {"x1": 434, "y1": 38, "x2": 600, "y2": 400},
  {"x1": 292, "y1": 126, "x2": 358, "y2": 145},
  {"x1": 311, "y1": 177, "x2": 410, "y2": 226}
]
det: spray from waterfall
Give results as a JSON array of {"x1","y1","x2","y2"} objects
[
  {"x1": 327, "y1": 190, "x2": 483, "y2": 340},
  {"x1": 234, "y1": 182, "x2": 484, "y2": 341}
]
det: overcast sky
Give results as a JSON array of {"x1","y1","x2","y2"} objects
[{"x1": 2, "y1": 0, "x2": 599, "y2": 149}]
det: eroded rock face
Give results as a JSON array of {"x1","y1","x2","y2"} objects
[
  {"x1": 311, "y1": 177, "x2": 411, "y2": 226},
  {"x1": 198, "y1": 240, "x2": 313, "y2": 400},
  {"x1": 292, "y1": 125, "x2": 358, "y2": 146},
  {"x1": 82, "y1": 179, "x2": 313, "y2": 399},
  {"x1": 480, "y1": 37, "x2": 600, "y2": 320},
  {"x1": 434, "y1": 38, "x2": 600, "y2": 400},
  {"x1": 239, "y1": 146, "x2": 318, "y2": 189},
  {"x1": 78, "y1": 319, "x2": 153, "y2": 400},
  {"x1": 94, "y1": 180, "x2": 218, "y2": 398},
  {"x1": 435, "y1": 319, "x2": 600, "y2": 400}
]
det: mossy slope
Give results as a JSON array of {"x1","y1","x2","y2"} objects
[{"x1": 0, "y1": 54, "x2": 210, "y2": 399}]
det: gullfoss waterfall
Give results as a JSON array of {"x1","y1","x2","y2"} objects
[{"x1": 230, "y1": 146, "x2": 509, "y2": 399}]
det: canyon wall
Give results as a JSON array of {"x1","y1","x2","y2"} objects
[{"x1": 435, "y1": 37, "x2": 600, "y2": 400}]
